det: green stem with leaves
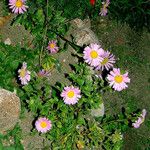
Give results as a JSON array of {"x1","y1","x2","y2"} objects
[{"x1": 39, "y1": 0, "x2": 49, "y2": 66}]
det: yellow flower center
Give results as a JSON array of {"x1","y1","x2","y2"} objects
[
  {"x1": 101, "y1": 57, "x2": 109, "y2": 65},
  {"x1": 40, "y1": 121, "x2": 47, "y2": 128},
  {"x1": 114, "y1": 75, "x2": 123, "y2": 83},
  {"x1": 67, "y1": 91, "x2": 75, "y2": 98},
  {"x1": 15, "y1": 0, "x2": 23, "y2": 8},
  {"x1": 20, "y1": 69, "x2": 26, "y2": 78},
  {"x1": 49, "y1": 43, "x2": 55, "y2": 49},
  {"x1": 90, "y1": 50, "x2": 98, "y2": 59},
  {"x1": 104, "y1": 4, "x2": 107, "y2": 9}
]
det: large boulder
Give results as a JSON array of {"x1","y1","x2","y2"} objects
[{"x1": 0, "y1": 89, "x2": 21, "y2": 134}]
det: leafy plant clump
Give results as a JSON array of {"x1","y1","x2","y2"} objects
[{"x1": 0, "y1": 124, "x2": 23, "y2": 150}]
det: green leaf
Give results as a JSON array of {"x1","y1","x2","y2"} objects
[
  {"x1": 10, "y1": 60, "x2": 20, "y2": 70},
  {"x1": 35, "y1": 9, "x2": 45, "y2": 24},
  {"x1": 0, "y1": 140, "x2": 3, "y2": 150}
]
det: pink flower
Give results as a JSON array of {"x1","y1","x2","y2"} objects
[
  {"x1": 47, "y1": 40, "x2": 59, "y2": 54},
  {"x1": 35, "y1": 117, "x2": 52, "y2": 133},
  {"x1": 61, "y1": 86, "x2": 81, "y2": 105},
  {"x1": 132, "y1": 109, "x2": 147, "y2": 128},
  {"x1": 37, "y1": 69, "x2": 50, "y2": 77},
  {"x1": 99, "y1": 0, "x2": 110, "y2": 16},
  {"x1": 107, "y1": 68, "x2": 130, "y2": 91},
  {"x1": 9, "y1": 0, "x2": 28, "y2": 14},
  {"x1": 83, "y1": 43, "x2": 104, "y2": 67},
  {"x1": 96, "y1": 51, "x2": 115, "y2": 71},
  {"x1": 18, "y1": 62, "x2": 30, "y2": 85}
]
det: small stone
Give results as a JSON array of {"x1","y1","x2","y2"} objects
[
  {"x1": 4, "y1": 38, "x2": 11, "y2": 45},
  {"x1": 91, "y1": 103, "x2": 105, "y2": 117},
  {"x1": 62, "y1": 59, "x2": 66, "y2": 62}
]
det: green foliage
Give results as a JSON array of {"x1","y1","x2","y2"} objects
[
  {"x1": 21, "y1": 63, "x2": 105, "y2": 149},
  {"x1": 109, "y1": 0, "x2": 150, "y2": 30},
  {"x1": 0, "y1": 0, "x2": 147, "y2": 149},
  {"x1": 0, "y1": 124, "x2": 23, "y2": 150},
  {"x1": 12, "y1": 0, "x2": 70, "y2": 71},
  {"x1": 20, "y1": 62, "x2": 139, "y2": 149},
  {"x1": 0, "y1": 42, "x2": 38, "y2": 92},
  {"x1": 50, "y1": 0, "x2": 102, "y2": 19},
  {"x1": 0, "y1": 0, "x2": 9, "y2": 15}
]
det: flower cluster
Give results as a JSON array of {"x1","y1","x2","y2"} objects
[
  {"x1": 83, "y1": 43, "x2": 130, "y2": 91},
  {"x1": 83, "y1": 43, "x2": 115, "y2": 70}
]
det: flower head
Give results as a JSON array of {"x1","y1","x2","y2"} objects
[
  {"x1": 35, "y1": 117, "x2": 52, "y2": 133},
  {"x1": 61, "y1": 86, "x2": 81, "y2": 105},
  {"x1": 90, "y1": 0, "x2": 96, "y2": 6},
  {"x1": 18, "y1": 62, "x2": 30, "y2": 85},
  {"x1": 37, "y1": 69, "x2": 50, "y2": 77},
  {"x1": 107, "y1": 68, "x2": 130, "y2": 91},
  {"x1": 96, "y1": 51, "x2": 115, "y2": 71},
  {"x1": 47, "y1": 40, "x2": 59, "y2": 54},
  {"x1": 9, "y1": 0, "x2": 28, "y2": 14},
  {"x1": 83, "y1": 43, "x2": 104, "y2": 67},
  {"x1": 99, "y1": 0, "x2": 110, "y2": 16},
  {"x1": 132, "y1": 109, "x2": 147, "y2": 128}
]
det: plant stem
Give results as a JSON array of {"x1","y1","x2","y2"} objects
[
  {"x1": 39, "y1": 0, "x2": 49, "y2": 66},
  {"x1": 48, "y1": 29, "x2": 82, "y2": 50}
]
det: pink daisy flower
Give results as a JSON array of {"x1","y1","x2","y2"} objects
[
  {"x1": 99, "y1": 0, "x2": 110, "y2": 16},
  {"x1": 96, "y1": 51, "x2": 115, "y2": 71},
  {"x1": 107, "y1": 68, "x2": 130, "y2": 91},
  {"x1": 83, "y1": 43, "x2": 104, "y2": 67},
  {"x1": 18, "y1": 62, "x2": 30, "y2": 85},
  {"x1": 61, "y1": 86, "x2": 81, "y2": 105},
  {"x1": 47, "y1": 40, "x2": 59, "y2": 54},
  {"x1": 132, "y1": 109, "x2": 147, "y2": 128},
  {"x1": 9, "y1": 0, "x2": 28, "y2": 14},
  {"x1": 35, "y1": 117, "x2": 52, "y2": 133}
]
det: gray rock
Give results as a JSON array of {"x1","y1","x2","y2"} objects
[
  {"x1": 48, "y1": 46, "x2": 78, "y2": 86},
  {"x1": 70, "y1": 18, "x2": 100, "y2": 46},
  {"x1": 91, "y1": 103, "x2": 105, "y2": 117},
  {"x1": 0, "y1": 89, "x2": 21, "y2": 133}
]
